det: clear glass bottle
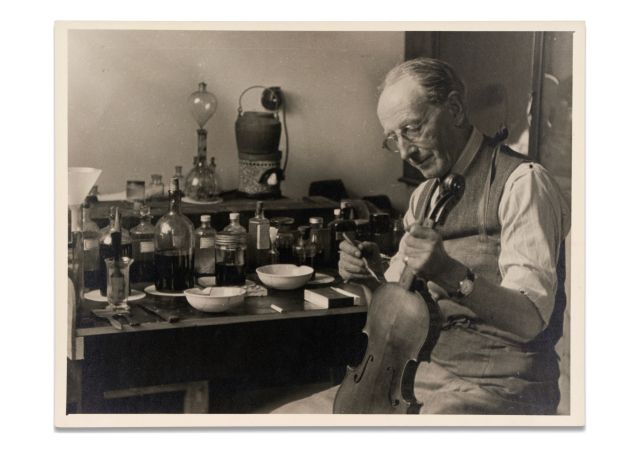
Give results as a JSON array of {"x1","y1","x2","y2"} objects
[
  {"x1": 98, "y1": 207, "x2": 133, "y2": 296},
  {"x1": 328, "y1": 208, "x2": 356, "y2": 268},
  {"x1": 81, "y1": 202, "x2": 100, "y2": 290},
  {"x1": 148, "y1": 174, "x2": 165, "y2": 200},
  {"x1": 215, "y1": 232, "x2": 247, "y2": 286},
  {"x1": 248, "y1": 201, "x2": 271, "y2": 271},
  {"x1": 209, "y1": 157, "x2": 222, "y2": 196},
  {"x1": 223, "y1": 212, "x2": 247, "y2": 235},
  {"x1": 173, "y1": 166, "x2": 185, "y2": 194},
  {"x1": 130, "y1": 204, "x2": 156, "y2": 284},
  {"x1": 294, "y1": 226, "x2": 317, "y2": 279},
  {"x1": 153, "y1": 178, "x2": 195, "y2": 292},
  {"x1": 195, "y1": 215, "x2": 216, "y2": 278},
  {"x1": 268, "y1": 226, "x2": 280, "y2": 264}
]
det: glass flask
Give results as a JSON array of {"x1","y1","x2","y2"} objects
[
  {"x1": 195, "y1": 215, "x2": 216, "y2": 278},
  {"x1": 98, "y1": 207, "x2": 133, "y2": 296},
  {"x1": 130, "y1": 204, "x2": 156, "y2": 284},
  {"x1": 248, "y1": 201, "x2": 270, "y2": 271},
  {"x1": 184, "y1": 157, "x2": 222, "y2": 202},
  {"x1": 215, "y1": 232, "x2": 247, "y2": 286},
  {"x1": 209, "y1": 157, "x2": 222, "y2": 196},
  {"x1": 81, "y1": 203, "x2": 100, "y2": 290},
  {"x1": 153, "y1": 178, "x2": 195, "y2": 292}
]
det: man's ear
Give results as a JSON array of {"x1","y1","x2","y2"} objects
[{"x1": 446, "y1": 91, "x2": 466, "y2": 127}]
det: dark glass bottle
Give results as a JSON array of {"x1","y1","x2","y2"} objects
[
  {"x1": 370, "y1": 212, "x2": 393, "y2": 255},
  {"x1": 328, "y1": 208, "x2": 356, "y2": 268},
  {"x1": 248, "y1": 201, "x2": 271, "y2": 271},
  {"x1": 98, "y1": 207, "x2": 133, "y2": 296},
  {"x1": 130, "y1": 204, "x2": 156, "y2": 284},
  {"x1": 153, "y1": 178, "x2": 195, "y2": 292},
  {"x1": 271, "y1": 217, "x2": 296, "y2": 264},
  {"x1": 81, "y1": 203, "x2": 100, "y2": 290},
  {"x1": 215, "y1": 232, "x2": 247, "y2": 286}
]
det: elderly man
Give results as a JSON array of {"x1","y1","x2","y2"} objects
[{"x1": 274, "y1": 57, "x2": 570, "y2": 415}]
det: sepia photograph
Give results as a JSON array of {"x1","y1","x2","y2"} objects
[{"x1": 55, "y1": 22, "x2": 584, "y2": 427}]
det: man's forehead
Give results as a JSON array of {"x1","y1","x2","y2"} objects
[{"x1": 377, "y1": 77, "x2": 431, "y2": 127}]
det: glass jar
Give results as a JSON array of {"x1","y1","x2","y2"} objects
[
  {"x1": 214, "y1": 232, "x2": 247, "y2": 286},
  {"x1": 148, "y1": 174, "x2": 165, "y2": 200}
]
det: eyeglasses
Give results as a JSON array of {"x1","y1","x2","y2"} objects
[{"x1": 381, "y1": 108, "x2": 434, "y2": 154}]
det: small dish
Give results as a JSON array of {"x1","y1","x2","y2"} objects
[
  {"x1": 84, "y1": 289, "x2": 146, "y2": 303},
  {"x1": 256, "y1": 264, "x2": 314, "y2": 290},
  {"x1": 143, "y1": 285, "x2": 187, "y2": 297},
  {"x1": 185, "y1": 287, "x2": 246, "y2": 313}
]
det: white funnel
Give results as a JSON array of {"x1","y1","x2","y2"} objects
[{"x1": 68, "y1": 167, "x2": 101, "y2": 207}]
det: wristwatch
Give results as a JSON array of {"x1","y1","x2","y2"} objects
[{"x1": 450, "y1": 268, "x2": 476, "y2": 299}]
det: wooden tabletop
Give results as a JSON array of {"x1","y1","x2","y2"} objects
[{"x1": 76, "y1": 283, "x2": 368, "y2": 338}]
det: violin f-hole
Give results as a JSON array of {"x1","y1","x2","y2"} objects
[{"x1": 353, "y1": 355, "x2": 374, "y2": 383}]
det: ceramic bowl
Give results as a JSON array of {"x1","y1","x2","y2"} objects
[
  {"x1": 184, "y1": 287, "x2": 246, "y2": 313},
  {"x1": 256, "y1": 264, "x2": 314, "y2": 290}
]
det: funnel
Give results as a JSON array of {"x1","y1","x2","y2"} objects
[{"x1": 68, "y1": 167, "x2": 101, "y2": 207}]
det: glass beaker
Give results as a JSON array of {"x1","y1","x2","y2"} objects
[{"x1": 105, "y1": 257, "x2": 134, "y2": 311}]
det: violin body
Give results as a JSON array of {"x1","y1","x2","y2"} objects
[
  {"x1": 332, "y1": 174, "x2": 464, "y2": 414},
  {"x1": 333, "y1": 281, "x2": 440, "y2": 414}
]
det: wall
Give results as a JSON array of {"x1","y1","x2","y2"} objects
[{"x1": 68, "y1": 30, "x2": 412, "y2": 211}]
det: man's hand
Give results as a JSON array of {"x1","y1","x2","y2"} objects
[
  {"x1": 403, "y1": 224, "x2": 461, "y2": 285},
  {"x1": 338, "y1": 240, "x2": 384, "y2": 282}
]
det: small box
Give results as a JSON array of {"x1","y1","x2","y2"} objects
[{"x1": 304, "y1": 287, "x2": 355, "y2": 309}]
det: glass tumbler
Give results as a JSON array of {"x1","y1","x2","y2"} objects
[{"x1": 105, "y1": 257, "x2": 134, "y2": 311}]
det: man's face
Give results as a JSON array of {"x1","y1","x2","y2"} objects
[{"x1": 377, "y1": 76, "x2": 459, "y2": 179}]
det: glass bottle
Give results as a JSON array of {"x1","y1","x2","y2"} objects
[
  {"x1": 148, "y1": 174, "x2": 165, "y2": 200},
  {"x1": 173, "y1": 166, "x2": 185, "y2": 194},
  {"x1": 209, "y1": 157, "x2": 223, "y2": 196},
  {"x1": 328, "y1": 208, "x2": 356, "y2": 268},
  {"x1": 105, "y1": 227, "x2": 134, "y2": 312},
  {"x1": 392, "y1": 215, "x2": 405, "y2": 254},
  {"x1": 81, "y1": 202, "x2": 100, "y2": 290},
  {"x1": 370, "y1": 212, "x2": 393, "y2": 255},
  {"x1": 223, "y1": 212, "x2": 247, "y2": 235},
  {"x1": 309, "y1": 217, "x2": 325, "y2": 266},
  {"x1": 268, "y1": 226, "x2": 280, "y2": 264},
  {"x1": 215, "y1": 232, "x2": 247, "y2": 286},
  {"x1": 195, "y1": 214, "x2": 216, "y2": 278},
  {"x1": 153, "y1": 178, "x2": 195, "y2": 292},
  {"x1": 98, "y1": 207, "x2": 133, "y2": 296},
  {"x1": 294, "y1": 226, "x2": 317, "y2": 279},
  {"x1": 271, "y1": 217, "x2": 296, "y2": 264},
  {"x1": 130, "y1": 204, "x2": 156, "y2": 284},
  {"x1": 248, "y1": 201, "x2": 271, "y2": 271}
]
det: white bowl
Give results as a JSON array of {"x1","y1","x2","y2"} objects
[
  {"x1": 185, "y1": 287, "x2": 246, "y2": 313},
  {"x1": 256, "y1": 264, "x2": 314, "y2": 290}
]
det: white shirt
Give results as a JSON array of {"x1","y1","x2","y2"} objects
[{"x1": 385, "y1": 127, "x2": 571, "y2": 327}]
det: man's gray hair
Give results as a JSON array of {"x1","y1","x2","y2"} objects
[{"x1": 381, "y1": 57, "x2": 466, "y2": 106}]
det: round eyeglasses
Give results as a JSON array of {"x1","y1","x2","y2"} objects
[{"x1": 381, "y1": 108, "x2": 434, "y2": 154}]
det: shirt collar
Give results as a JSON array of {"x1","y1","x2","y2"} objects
[{"x1": 451, "y1": 126, "x2": 483, "y2": 176}]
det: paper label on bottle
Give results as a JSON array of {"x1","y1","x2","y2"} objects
[
  {"x1": 200, "y1": 237, "x2": 215, "y2": 249},
  {"x1": 83, "y1": 239, "x2": 98, "y2": 251},
  {"x1": 257, "y1": 226, "x2": 270, "y2": 250},
  {"x1": 140, "y1": 241, "x2": 154, "y2": 253}
]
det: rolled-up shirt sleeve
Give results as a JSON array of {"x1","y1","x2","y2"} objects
[{"x1": 498, "y1": 162, "x2": 571, "y2": 326}]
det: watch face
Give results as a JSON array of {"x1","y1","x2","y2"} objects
[{"x1": 459, "y1": 279, "x2": 474, "y2": 296}]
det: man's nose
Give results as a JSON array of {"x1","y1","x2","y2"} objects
[{"x1": 398, "y1": 137, "x2": 420, "y2": 161}]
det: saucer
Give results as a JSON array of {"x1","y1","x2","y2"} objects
[
  {"x1": 84, "y1": 289, "x2": 146, "y2": 303},
  {"x1": 143, "y1": 285, "x2": 187, "y2": 297},
  {"x1": 307, "y1": 273, "x2": 336, "y2": 285}
]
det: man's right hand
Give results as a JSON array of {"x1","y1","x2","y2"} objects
[{"x1": 338, "y1": 240, "x2": 384, "y2": 282}]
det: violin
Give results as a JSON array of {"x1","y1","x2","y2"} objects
[{"x1": 333, "y1": 174, "x2": 465, "y2": 414}]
